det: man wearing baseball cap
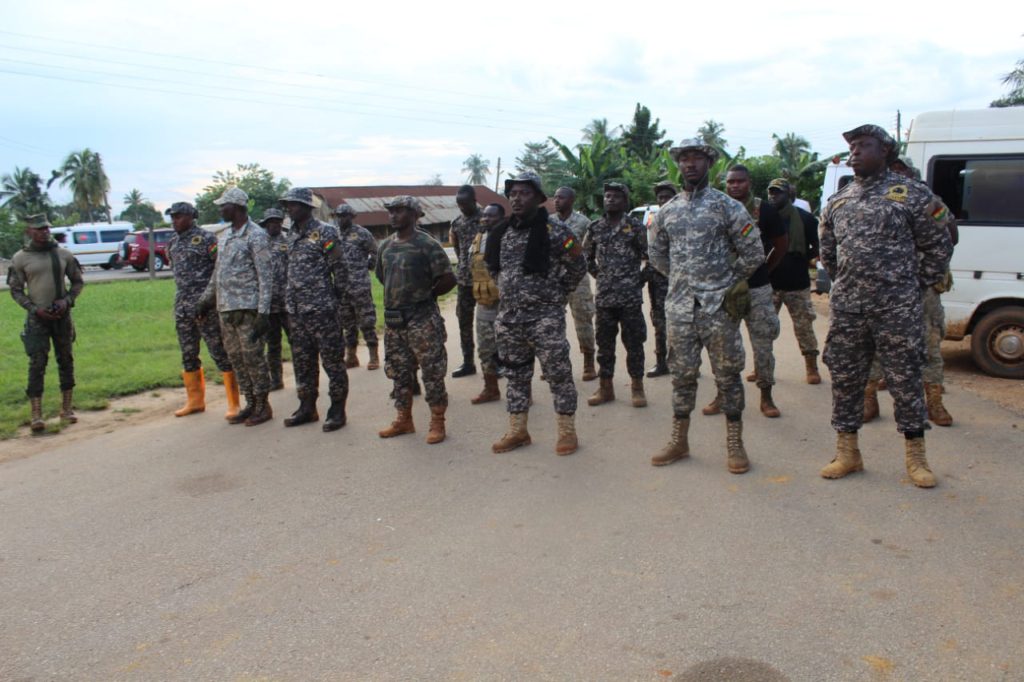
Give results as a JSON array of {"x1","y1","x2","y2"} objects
[
  {"x1": 166, "y1": 201, "x2": 239, "y2": 419},
  {"x1": 819, "y1": 124, "x2": 952, "y2": 488}
]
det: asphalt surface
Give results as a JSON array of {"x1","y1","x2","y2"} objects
[{"x1": 1, "y1": 299, "x2": 1022, "y2": 681}]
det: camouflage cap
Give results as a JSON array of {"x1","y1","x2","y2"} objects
[
  {"x1": 213, "y1": 186, "x2": 249, "y2": 207},
  {"x1": 164, "y1": 201, "x2": 197, "y2": 217},
  {"x1": 767, "y1": 178, "x2": 792, "y2": 192},
  {"x1": 383, "y1": 195, "x2": 424, "y2": 216},
  {"x1": 653, "y1": 181, "x2": 679, "y2": 195},
  {"x1": 333, "y1": 203, "x2": 356, "y2": 216},
  {"x1": 25, "y1": 214, "x2": 52, "y2": 229},
  {"x1": 669, "y1": 139, "x2": 719, "y2": 164},
  {"x1": 279, "y1": 187, "x2": 316, "y2": 207},
  {"x1": 890, "y1": 156, "x2": 921, "y2": 180},
  {"x1": 603, "y1": 181, "x2": 630, "y2": 197},
  {"x1": 503, "y1": 171, "x2": 548, "y2": 202},
  {"x1": 258, "y1": 208, "x2": 285, "y2": 224},
  {"x1": 842, "y1": 124, "x2": 899, "y2": 162}
]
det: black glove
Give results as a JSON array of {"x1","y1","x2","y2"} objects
[
  {"x1": 249, "y1": 313, "x2": 270, "y2": 343},
  {"x1": 195, "y1": 297, "x2": 215, "y2": 320}
]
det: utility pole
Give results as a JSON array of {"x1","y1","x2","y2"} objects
[
  {"x1": 896, "y1": 110, "x2": 902, "y2": 147},
  {"x1": 494, "y1": 157, "x2": 502, "y2": 193}
]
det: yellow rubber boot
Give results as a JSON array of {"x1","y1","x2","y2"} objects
[
  {"x1": 175, "y1": 370, "x2": 206, "y2": 417},
  {"x1": 222, "y1": 370, "x2": 241, "y2": 421}
]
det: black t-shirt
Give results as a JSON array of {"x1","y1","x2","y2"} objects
[
  {"x1": 770, "y1": 207, "x2": 820, "y2": 291},
  {"x1": 746, "y1": 199, "x2": 786, "y2": 288}
]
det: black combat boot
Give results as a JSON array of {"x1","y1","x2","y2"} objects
[{"x1": 322, "y1": 395, "x2": 347, "y2": 432}]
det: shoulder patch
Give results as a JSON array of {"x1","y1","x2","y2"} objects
[
  {"x1": 930, "y1": 203, "x2": 949, "y2": 222},
  {"x1": 740, "y1": 223, "x2": 755, "y2": 238},
  {"x1": 562, "y1": 235, "x2": 577, "y2": 251},
  {"x1": 190, "y1": 235, "x2": 202, "y2": 245},
  {"x1": 208, "y1": 243, "x2": 217, "y2": 255},
  {"x1": 884, "y1": 184, "x2": 909, "y2": 203},
  {"x1": 309, "y1": 230, "x2": 320, "y2": 242}
]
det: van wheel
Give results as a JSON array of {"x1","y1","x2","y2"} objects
[
  {"x1": 970, "y1": 306, "x2": 1024, "y2": 379},
  {"x1": 99, "y1": 263, "x2": 111, "y2": 271},
  {"x1": 152, "y1": 255, "x2": 165, "y2": 272}
]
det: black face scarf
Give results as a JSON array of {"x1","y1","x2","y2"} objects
[{"x1": 485, "y1": 207, "x2": 550, "y2": 276}]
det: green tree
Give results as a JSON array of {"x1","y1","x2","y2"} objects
[
  {"x1": 582, "y1": 118, "x2": 621, "y2": 144},
  {"x1": 462, "y1": 154, "x2": 491, "y2": 184},
  {"x1": 991, "y1": 58, "x2": 1024, "y2": 107},
  {"x1": 118, "y1": 189, "x2": 162, "y2": 227},
  {"x1": 423, "y1": 173, "x2": 444, "y2": 186},
  {"x1": 1, "y1": 167, "x2": 51, "y2": 219},
  {"x1": 772, "y1": 133, "x2": 814, "y2": 178},
  {"x1": 48, "y1": 148, "x2": 111, "y2": 222},
  {"x1": 697, "y1": 120, "x2": 729, "y2": 158},
  {"x1": 549, "y1": 133, "x2": 625, "y2": 214},
  {"x1": 0, "y1": 206, "x2": 26, "y2": 258},
  {"x1": 194, "y1": 163, "x2": 291, "y2": 224},
  {"x1": 514, "y1": 141, "x2": 568, "y2": 187},
  {"x1": 623, "y1": 103, "x2": 670, "y2": 160}
]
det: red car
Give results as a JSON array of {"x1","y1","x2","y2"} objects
[{"x1": 123, "y1": 229, "x2": 173, "y2": 271}]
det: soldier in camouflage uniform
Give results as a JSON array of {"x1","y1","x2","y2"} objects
[
  {"x1": 257, "y1": 208, "x2": 291, "y2": 392},
  {"x1": 166, "y1": 202, "x2": 239, "y2": 419},
  {"x1": 277, "y1": 188, "x2": 351, "y2": 432},
  {"x1": 644, "y1": 181, "x2": 677, "y2": 378},
  {"x1": 583, "y1": 182, "x2": 650, "y2": 408},
  {"x1": 552, "y1": 186, "x2": 598, "y2": 381},
  {"x1": 376, "y1": 196, "x2": 456, "y2": 444},
  {"x1": 487, "y1": 173, "x2": 587, "y2": 455},
  {"x1": 449, "y1": 185, "x2": 482, "y2": 378},
  {"x1": 7, "y1": 214, "x2": 85, "y2": 432},
  {"x1": 334, "y1": 204, "x2": 380, "y2": 371},
  {"x1": 196, "y1": 187, "x2": 274, "y2": 426},
  {"x1": 819, "y1": 124, "x2": 953, "y2": 488},
  {"x1": 468, "y1": 203, "x2": 505, "y2": 405},
  {"x1": 648, "y1": 140, "x2": 765, "y2": 473}
]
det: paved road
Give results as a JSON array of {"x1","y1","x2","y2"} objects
[
  {"x1": 0, "y1": 264, "x2": 173, "y2": 291},
  {"x1": 1, "y1": 300, "x2": 1022, "y2": 681}
]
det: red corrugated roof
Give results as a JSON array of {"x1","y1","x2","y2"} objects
[{"x1": 310, "y1": 184, "x2": 511, "y2": 227}]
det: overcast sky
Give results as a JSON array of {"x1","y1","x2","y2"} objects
[{"x1": 1, "y1": 0, "x2": 1021, "y2": 214}]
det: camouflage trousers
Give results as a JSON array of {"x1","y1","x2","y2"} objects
[
  {"x1": 175, "y1": 308, "x2": 232, "y2": 373},
  {"x1": 741, "y1": 284, "x2": 780, "y2": 388},
  {"x1": 868, "y1": 287, "x2": 944, "y2": 384},
  {"x1": 22, "y1": 314, "x2": 75, "y2": 398},
  {"x1": 772, "y1": 288, "x2": 818, "y2": 357},
  {"x1": 824, "y1": 306, "x2": 927, "y2": 434},
  {"x1": 384, "y1": 304, "x2": 448, "y2": 408},
  {"x1": 647, "y1": 269, "x2": 668, "y2": 361},
  {"x1": 455, "y1": 284, "x2": 475, "y2": 358},
  {"x1": 476, "y1": 303, "x2": 499, "y2": 375},
  {"x1": 219, "y1": 310, "x2": 271, "y2": 398},
  {"x1": 496, "y1": 313, "x2": 577, "y2": 415},
  {"x1": 596, "y1": 304, "x2": 647, "y2": 379},
  {"x1": 265, "y1": 312, "x2": 291, "y2": 386},
  {"x1": 291, "y1": 310, "x2": 348, "y2": 400},
  {"x1": 566, "y1": 274, "x2": 596, "y2": 352},
  {"x1": 342, "y1": 285, "x2": 379, "y2": 349},
  {"x1": 668, "y1": 306, "x2": 746, "y2": 418}
]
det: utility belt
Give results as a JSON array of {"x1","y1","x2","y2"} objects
[{"x1": 383, "y1": 299, "x2": 436, "y2": 330}]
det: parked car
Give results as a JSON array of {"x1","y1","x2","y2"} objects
[
  {"x1": 50, "y1": 222, "x2": 133, "y2": 269},
  {"x1": 123, "y1": 229, "x2": 174, "y2": 271}
]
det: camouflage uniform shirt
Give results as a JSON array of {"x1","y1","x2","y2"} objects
[
  {"x1": 201, "y1": 220, "x2": 273, "y2": 314},
  {"x1": 450, "y1": 210, "x2": 482, "y2": 286},
  {"x1": 583, "y1": 213, "x2": 648, "y2": 307},
  {"x1": 820, "y1": 170, "x2": 953, "y2": 313},
  {"x1": 266, "y1": 231, "x2": 289, "y2": 313},
  {"x1": 168, "y1": 225, "x2": 219, "y2": 315},
  {"x1": 491, "y1": 209, "x2": 588, "y2": 325},
  {"x1": 553, "y1": 211, "x2": 591, "y2": 239},
  {"x1": 338, "y1": 223, "x2": 377, "y2": 289},
  {"x1": 649, "y1": 186, "x2": 765, "y2": 323},
  {"x1": 285, "y1": 218, "x2": 349, "y2": 316},
  {"x1": 375, "y1": 231, "x2": 452, "y2": 309}
]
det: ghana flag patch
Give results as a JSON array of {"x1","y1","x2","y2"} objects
[
  {"x1": 740, "y1": 223, "x2": 754, "y2": 237},
  {"x1": 562, "y1": 235, "x2": 576, "y2": 251},
  {"x1": 931, "y1": 205, "x2": 948, "y2": 222},
  {"x1": 323, "y1": 239, "x2": 336, "y2": 251},
  {"x1": 208, "y1": 244, "x2": 217, "y2": 255}
]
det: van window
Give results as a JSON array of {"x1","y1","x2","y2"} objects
[
  {"x1": 74, "y1": 231, "x2": 99, "y2": 244},
  {"x1": 837, "y1": 175, "x2": 854, "y2": 192},
  {"x1": 931, "y1": 156, "x2": 1024, "y2": 225},
  {"x1": 100, "y1": 229, "x2": 130, "y2": 243}
]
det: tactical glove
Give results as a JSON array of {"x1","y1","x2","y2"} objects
[
  {"x1": 249, "y1": 313, "x2": 270, "y2": 343},
  {"x1": 932, "y1": 270, "x2": 953, "y2": 294},
  {"x1": 723, "y1": 280, "x2": 751, "y2": 322}
]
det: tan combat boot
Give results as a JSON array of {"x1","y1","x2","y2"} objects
[
  {"x1": 587, "y1": 377, "x2": 615, "y2": 406},
  {"x1": 651, "y1": 417, "x2": 690, "y2": 466},
  {"x1": 344, "y1": 346, "x2": 360, "y2": 369},
  {"x1": 366, "y1": 344, "x2": 380, "y2": 371},
  {"x1": 726, "y1": 419, "x2": 750, "y2": 474},
  {"x1": 175, "y1": 369, "x2": 206, "y2": 417},
  {"x1": 471, "y1": 373, "x2": 501, "y2": 404},
  {"x1": 630, "y1": 377, "x2": 647, "y2": 408},
  {"x1": 862, "y1": 379, "x2": 880, "y2": 423},
  {"x1": 702, "y1": 392, "x2": 722, "y2": 416},
  {"x1": 804, "y1": 354, "x2": 822, "y2": 384},
  {"x1": 60, "y1": 389, "x2": 78, "y2": 424},
  {"x1": 905, "y1": 437, "x2": 937, "y2": 488},
  {"x1": 820, "y1": 432, "x2": 864, "y2": 479},
  {"x1": 30, "y1": 396, "x2": 45, "y2": 433},
  {"x1": 581, "y1": 350, "x2": 597, "y2": 382},
  {"x1": 555, "y1": 413, "x2": 578, "y2": 455},
  {"x1": 245, "y1": 393, "x2": 273, "y2": 426},
  {"x1": 745, "y1": 371, "x2": 757, "y2": 383},
  {"x1": 492, "y1": 412, "x2": 531, "y2": 453},
  {"x1": 426, "y1": 403, "x2": 447, "y2": 444},
  {"x1": 379, "y1": 405, "x2": 415, "y2": 438},
  {"x1": 925, "y1": 382, "x2": 953, "y2": 427},
  {"x1": 759, "y1": 386, "x2": 780, "y2": 418},
  {"x1": 222, "y1": 370, "x2": 241, "y2": 421}
]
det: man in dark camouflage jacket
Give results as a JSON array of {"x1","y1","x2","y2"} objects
[
  {"x1": 257, "y1": 208, "x2": 291, "y2": 392},
  {"x1": 334, "y1": 204, "x2": 379, "y2": 371}
]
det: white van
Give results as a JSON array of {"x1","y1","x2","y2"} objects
[
  {"x1": 906, "y1": 108, "x2": 1024, "y2": 379},
  {"x1": 50, "y1": 222, "x2": 133, "y2": 270}
]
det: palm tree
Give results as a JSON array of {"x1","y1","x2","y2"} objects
[
  {"x1": 549, "y1": 133, "x2": 625, "y2": 214},
  {"x1": 122, "y1": 189, "x2": 147, "y2": 224},
  {"x1": 772, "y1": 133, "x2": 813, "y2": 178},
  {"x1": 991, "y1": 58, "x2": 1024, "y2": 107},
  {"x1": 462, "y1": 154, "x2": 491, "y2": 185},
  {"x1": 582, "y1": 118, "x2": 621, "y2": 144},
  {"x1": 697, "y1": 120, "x2": 729, "y2": 158},
  {"x1": 48, "y1": 148, "x2": 111, "y2": 222},
  {"x1": 1, "y1": 167, "x2": 51, "y2": 218}
]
